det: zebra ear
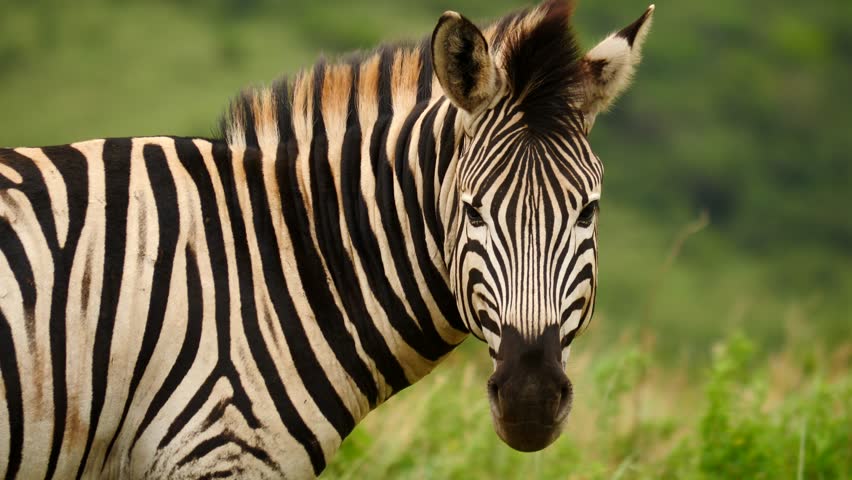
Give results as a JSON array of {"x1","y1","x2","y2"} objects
[
  {"x1": 432, "y1": 11, "x2": 501, "y2": 116},
  {"x1": 578, "y1": 5, "x2": 655, "y2": 131}
]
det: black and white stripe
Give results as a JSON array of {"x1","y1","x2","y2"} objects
[
  {"x1": 0, "y1": 0, "x2": 655, "y2": 477},
  {"x1": 447, "y1": 96, "x2": 602, "y2": 361}
]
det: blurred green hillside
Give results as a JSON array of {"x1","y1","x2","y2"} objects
[{"x1": 1, "y1": 0, "x2": 849, "y2": 358}]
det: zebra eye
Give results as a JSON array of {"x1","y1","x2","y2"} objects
[
  {"x1": 576, "y1": 200, "x2": 598, "y2": 228},
  {"x1": 464, "y1": 203, "x2": 486, "y2": 227}
]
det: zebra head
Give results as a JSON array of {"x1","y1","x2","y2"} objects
[{"x1": 432, "y1": 1, "x2": 654, "y2": 451}]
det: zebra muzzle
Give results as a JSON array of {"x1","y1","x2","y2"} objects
[{"x1": 486, "y1": 325, "x2": 572, "y2": 452}]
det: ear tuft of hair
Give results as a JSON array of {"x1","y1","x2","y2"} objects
[{"x1": 617, "y1": 4, "x2": 655, "y2": 47}]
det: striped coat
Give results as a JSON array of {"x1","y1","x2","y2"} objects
[{"x1": 0, "y1": 1, "x2": 654, "y2": 478}]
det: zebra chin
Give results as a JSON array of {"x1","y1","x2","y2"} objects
[
  {"x1": 490, "y1": 413, "x2": 569, "y2": 452},
  {"x1": 486, "y1": 325, "x2": 573, "y2": 452}
]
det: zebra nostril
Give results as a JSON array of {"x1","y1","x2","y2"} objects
[
  {"x1": 556, "y1": 380, "x2": 572, "y2": 420},
  {"x1": 488, "y1": 379, "x2": 499, "y2": 400},
  {"x1": 487, "y1": 379, "x2": 502, "y2": 417}
]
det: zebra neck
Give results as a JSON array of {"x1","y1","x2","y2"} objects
[
  {"x1": 218, "y1": 49, "x2": 472, "y2": 401},
  {"x1": 347, "y1": 93, "x2": 469, "y2": 393},
  {"x1": 256, "y1": 94, "x2": 469, "y2": 410}
]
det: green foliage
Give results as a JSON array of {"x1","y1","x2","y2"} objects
[
  {"x1": 696, "y1": 332, "x2": 851, "y2": 479},
  {"x1": 324, "y1": 333, "x2": 851, "y2": 479},
  {"x1": 699, "y1": 334, "x2": 777, "y2": 477},
  {"x1": 590, "y1": 345, "x2": 648, "y2": 429}
]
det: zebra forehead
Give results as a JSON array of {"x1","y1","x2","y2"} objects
[
  {"x1": 218, "y1": 0, "x2": 585, "y2": 150},
  {"x1": 460, "y1": 133, "x2": 601, "y2": 201}
]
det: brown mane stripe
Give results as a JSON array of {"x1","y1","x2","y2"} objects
[{"x1": 219, "y1": 0, "x2": 584, "y2": 149}]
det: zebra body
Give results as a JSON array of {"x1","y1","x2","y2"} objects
[
  {"x1": 0, "y1": 1, "x2": 654, "y2": 478},
  {"x1": 0, "y1": 123, "x2": 462, "y2": 478}
]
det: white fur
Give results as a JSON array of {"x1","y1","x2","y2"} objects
[{"x1": 580, "y1": 5, "x2": 655, "y2": 130}]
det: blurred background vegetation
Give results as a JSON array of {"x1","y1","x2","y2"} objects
[{"x1": 1, "y1": 0, "x2": 849, "y2": 477}]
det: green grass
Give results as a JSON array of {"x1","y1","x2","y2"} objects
[{"x1": 323, "y1": 332, "x2": 851, "y2": 479}]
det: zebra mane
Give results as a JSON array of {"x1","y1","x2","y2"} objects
[
  {"x1": 499, "y1": 0, "x2": 584, "y2": 133},
  {"x1": 218, "y1": 0, "x2": 583, "y2": 149}
]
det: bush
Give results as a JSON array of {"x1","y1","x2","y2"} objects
[{"x1": 324, "y1": 333, "x2": 851, "y2": 479}]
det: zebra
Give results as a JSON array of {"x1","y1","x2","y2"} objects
[{"x1": 0, "y1": 0, "x2": 654, "y2": 478}]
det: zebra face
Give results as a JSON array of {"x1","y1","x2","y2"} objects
[
  {"x1": 449, "y1": 99, "x2": 601, "y2": 452},
  {"x1": 451, "y1": 96, "x2": 602, "y2": 352},
  {"x1": 432, "y1": 1, "x2": 654, "y2": 451}
]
